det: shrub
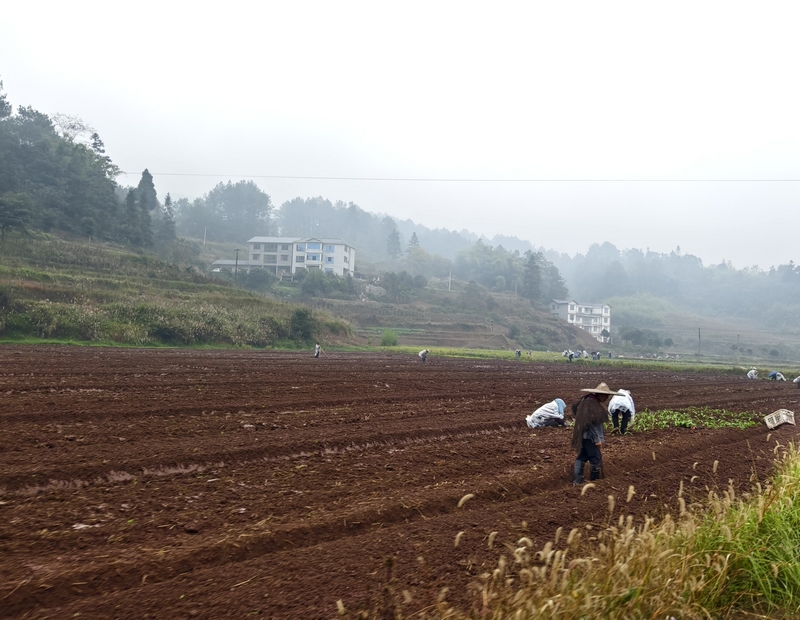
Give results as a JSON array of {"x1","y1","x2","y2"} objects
[
  {"x1": 380, "y1": 329, "x2": 399, "y2": 346},
  {"x1": 289, "y1": 308, "x2": 316, "y2": 341}
]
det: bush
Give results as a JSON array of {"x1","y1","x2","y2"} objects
[
  {"x1": 380, "y1": 329, "x2": 399, "y2": 346},
  {"x1": 289, "y1": 308, "x2": 317, "y2": 341}
]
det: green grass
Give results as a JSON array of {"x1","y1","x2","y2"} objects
[{"x1": 0, "y1": 234, "x2": 351, "y2": 347}]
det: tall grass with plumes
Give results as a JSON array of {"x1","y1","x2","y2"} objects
[{"x1": 339, "y1": 444, "x2": 800, "y2": 619}]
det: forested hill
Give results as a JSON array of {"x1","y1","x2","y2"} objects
[{"x1": 2, "y1": 81, "x2": 797, "y2": 356}]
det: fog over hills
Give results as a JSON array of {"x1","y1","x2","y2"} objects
[{"x1": 1, "y1": 2, "x2": 798, "y2": 270}]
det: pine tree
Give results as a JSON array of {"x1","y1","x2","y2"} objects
[
  {"x1": 136, "y1": 169, "x2": 159, "y2": 211},
  {"x1": 522, "y1": 251, "x2": 542, "y2": 302},
  {"x1": 154, "y1": 192, "x2": 176, "y2": 244}
]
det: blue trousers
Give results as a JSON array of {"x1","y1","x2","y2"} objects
[{"x1": 574, "y1": 438, "x2": 602, "y2": 483}]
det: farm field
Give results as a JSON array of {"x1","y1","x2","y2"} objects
[{"x1": 1, "y1": 347, "x2": 799, "y2": 619}]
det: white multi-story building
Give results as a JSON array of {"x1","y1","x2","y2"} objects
[
  {"x1": 550, "y1": 299, "x2": 611, "y2": 343},
  {"x1": 244, "y1": 236, "x2": 356, "y2": 277}
]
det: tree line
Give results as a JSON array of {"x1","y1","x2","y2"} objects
[{"x1": 0, "y1": 83, "x2": 177, "y2": 249}]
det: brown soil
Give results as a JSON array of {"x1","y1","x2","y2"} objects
[{"x1": 1, "y1": 346, "x2": 798, "y2": 620}]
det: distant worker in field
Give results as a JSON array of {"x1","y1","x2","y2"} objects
[
  {"x1": 608, "y1": 388, "x2": 635, "y2": 435},
  {"x1": 419, "y1": 349, "x2": 429, "y2": 363},
  {"x1": 768, "y1": 371, "x2": 786, "y2": 381},
  {"x1": 313, "y1": 343, "x2": 322, "y2": 358},
  {"x1": 747, "y1": 368, "x2": 758, "y2": 379},
  {"x1": 526, "y1": 398, "x2": 567, "y2": 429},
  {"x1": 794, "y1": 375, "x2": 800, "y2": 387},
  {"x1": 571, "y1": 382, "x2": 621, "y2": 484}
]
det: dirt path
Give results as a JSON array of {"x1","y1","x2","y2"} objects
[{"x1": 1, "y1": 347, "x2": 798, "y2": 619}]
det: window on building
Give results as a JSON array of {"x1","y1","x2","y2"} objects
[
  {"x1": 252, "y1": 254, "x2": 260, "y2": 260},
  {"x1": 264, "y1": 243, "x2": 277, "y2": 252},
  {"x1": 306, "y1": 243, "x2": 321, "y2": 250},
  {"x1": 296, "y1": 244, "x2": 305, "y2": 251},
  {"x1": 344, "y1": 245, "x2": 349, "y2": 252},
  {"x1": 326, "y1": 257, "x2": 334, "y2": 263},
  {"x1": 343, "y1": 256, "x2": 349, "y2": 263},
  {"x1": 603, "y1": 317, "x2": 609, "y2": 324},
  {"x1": 307, "y1": 254, "x2": 320, "y2": 261},
  {"x1": 295, "y1": 256, "x2": 305, "y2": 263},
  {"x1": 264, "y1": 255, "x2": 277, "y2": 264},
  {"x1": 568, "y1": 314, "x2": 575, "y2": 321},
  {"x1": 280, "y1": 254, "x2": 289, "y2": 262},
  {"x1": 252, "y1": 243, "x2": 260, "y2": 250},
  {"x1": 325, "y1": 245, "x2": 335, "y2": 253},
  {"x1": 281, "y1": 244, "x2": 289, "y2": 251},
  {"x1": 603, "y1": 307, "x2": 609, "y2": 314},
  {"x1": 569, "y1": 305, "x2": 575, "y2": 311}
]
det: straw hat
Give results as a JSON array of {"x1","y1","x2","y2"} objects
[{"x1": 580, "y1": 382, "x2": 623, "y2": 396}]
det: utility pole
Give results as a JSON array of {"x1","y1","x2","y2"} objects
[
  {"x1": 203, "y1": 227, "x2": 207, "y2": 248},
  {"x1": 737, "y1": 334, "x2": 740, "y2": 364},
  {"x1": 234, "y1": 249, "x2": 240, "y2": 283},
  {"x1": 698, "y1": 328, "x2": 701, "y2": 356}
]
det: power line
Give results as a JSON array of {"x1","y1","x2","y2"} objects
[{"x1": 119, "y1": 172, "x2": 800, "y2": 183}]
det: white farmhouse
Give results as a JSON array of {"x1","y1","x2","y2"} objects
[
  {"x1": 550, "y1": 299, "x2": 611, "y2": 343},
  {"x1": 245, "y1": 237, "x2": 356, "y2": 277}
]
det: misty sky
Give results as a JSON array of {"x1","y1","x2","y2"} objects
[{"x1": 2, "y1": 2, "x2": 798, "y2": 268}]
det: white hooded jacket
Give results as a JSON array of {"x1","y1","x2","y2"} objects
[
  {"x1": 526, "y1": 399, "x2": 566, "y2": 428},
  {"x1": 608, "y1": 389, "x2": 635, "y2": 420}
]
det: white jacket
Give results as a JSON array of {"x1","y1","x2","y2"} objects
[
  {"x1": 608, "y1": 389, "x2": 635, "y2": 420},
  {"x1": 525, "y1": 399, "x2": 565, "y2": 428}
]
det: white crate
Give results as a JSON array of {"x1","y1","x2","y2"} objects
[{"x1": 764, "y1": 409, "x2": 796, "y2": 429}]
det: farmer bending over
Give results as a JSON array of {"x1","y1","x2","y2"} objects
[
  {"x1": 418, "y1": 349, "x2": 429, "y2": 363},
  {"x1": 608, "y1": 389, "x2": 635, "y2": 435},
  {"x1": 526, "y1": 398, "x2": 567, "y2": 429}
]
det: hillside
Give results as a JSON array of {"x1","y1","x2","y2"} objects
[{"x1": 0, "y1": 234, "x2": 352, "y2": 347}]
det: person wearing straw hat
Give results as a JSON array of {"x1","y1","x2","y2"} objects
[{"x1": 571, "y1": 382, "x2": 622, "y2": 485}]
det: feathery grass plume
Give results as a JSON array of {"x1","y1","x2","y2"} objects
[
  {"x1": 457, "y1": 493, "x2": 475, "y2": 508},
  {"x1": 767, "y1": 433, "x2": 772, "y2": 441},
  {"x1": 678, "y1": 480, "x2": 684, "y2": 498},
  {"x1": 627, "y1": 485, "x2": 636, "y2": 503},
  {"x1": 652, "y1": 451, "x2": 657, "y2": 461},
  {"x1": 554, "y1": 526, "x2": 563, "y2": 545},
  {"x1": 580, "y1": 483, "x2": 596, "y2": 496},
  {"x1": 691, "y1": 475, "x2": 699, "y2": 482},
  {"x1": 454, "y1": 531, "x2": 465, "y2": 548},
  {"x1": 487, "y1": 531, "x2": 498, "y2": 549},
  {"x1": 713, "y1": 460, "x2": 719, "y2": 473},
  {"x1": 336, "y1": 599, "x2": 345, "y2": 615},
  {"x1": 608, "y1": 495, "x2": 615, "y2": 515},
  {"x1": 517, "y1": 537, "x2": 533, "y2": 548},
  {"x1": 693, "y1": 461, "x2": 699, "y2": 470},
  {"x1": 390, "y1": 443, "x2": 800, "y2": 619}
]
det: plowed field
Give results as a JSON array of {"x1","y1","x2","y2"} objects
[{"x1": 1, "y1": 346, "x2": 799, "y2": 619}]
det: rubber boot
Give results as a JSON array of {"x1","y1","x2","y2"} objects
[
  {"x1": 590, "y1": 465, "x2": 602, "y2": 481},
  {"x1": 573, "y1": 460, "x2": 584, "y2": 485}
]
